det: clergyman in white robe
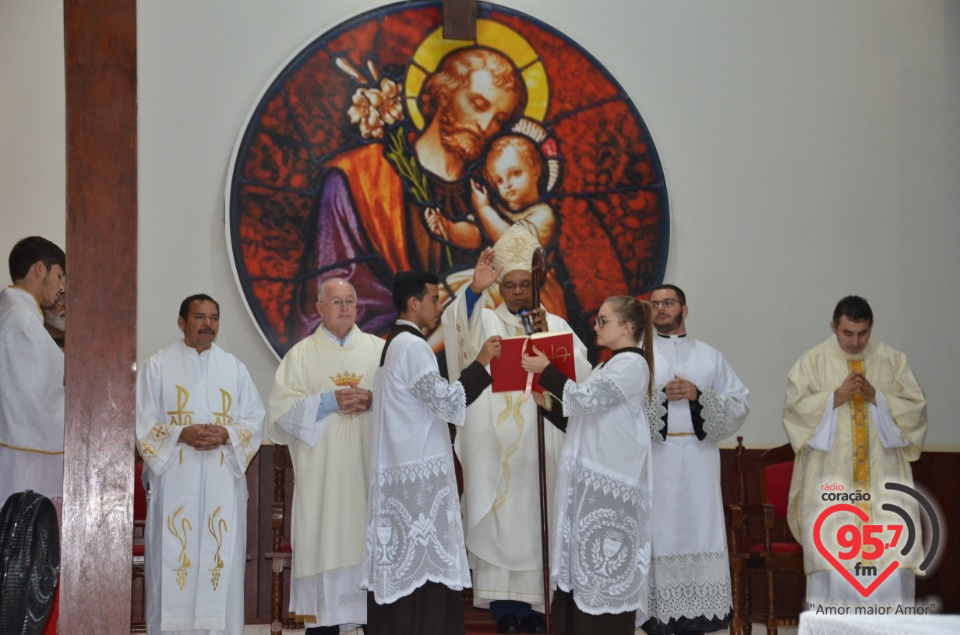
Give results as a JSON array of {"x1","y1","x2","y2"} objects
[
  {"x1": 0, "y1": 286, "x2": 65, "y2": 507},
  {"x1": 137, "y1": 339, "x2": 264, "y2": 634},
  {"x1": 643, "y1": 333, "x2": 749, "y2": 634},
  {"x1": 268, "y1": 323, "x2": 384, "y2": 629}
]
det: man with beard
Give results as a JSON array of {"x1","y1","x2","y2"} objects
[
  {"x1": 0, "y1": 236, "x2": 66, "y2": 510},
  {"x1": 642, "y1": 284, "x2": 750, "y2": 635},
  {"x1": 295, "y1": 47, "x2": 527, "y2": 341}
]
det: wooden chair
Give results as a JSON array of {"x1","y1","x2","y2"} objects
[
  {"x1": 726, "y1": 437, "x2": 805, "y2": 635},
  {"x1": 266, "y1": 444, "x2": 302, "y2": 634},
  {"x1": 131, "y1": 458, "x2": 148, "y2": 632}
]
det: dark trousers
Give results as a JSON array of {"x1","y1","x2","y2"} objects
[
  {"x1": 551, "y1": 589, "x2": 636, "y2": 635},
  {"x1": 366, "y1": 581, "x2": 465, "y2": 635}
]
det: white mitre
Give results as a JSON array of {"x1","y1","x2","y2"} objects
[{"x1": 493, "y1": 224, "x2": 539, "y2": 281}]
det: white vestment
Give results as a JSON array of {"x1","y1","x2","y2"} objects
[
  {"x1": 441, "y1": 294, "x2": 590, "y2": 609},
  {"x1": 267, "y1": 325, "x2": 384, "y2": 627},
  {"x1": 0, "y1": 286, "x2": 65, "y2": 507},
  {"x1": 361, "y1": 322, "x2": 482, "y2": 604},
  {"x1": 137, "y1": 340, "x2": 264, "y2": 634},
  {"x1": 784, "y1": 336, "x2": 926, "y2": 608},
  {"x1": 547, "y1": 349, "x2": 653, "y2": 619},
  {"x1": 644, "y1": 334, "x2": 749, "y2": 629}
]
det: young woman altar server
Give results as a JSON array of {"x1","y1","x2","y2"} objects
[{"x1": 521, "y1": 295, "x2": 655, "y2": 635}]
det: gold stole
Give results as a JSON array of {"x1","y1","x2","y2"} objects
[{"x1": 848, "y1": 359, "x2": 871, "y2": 519}]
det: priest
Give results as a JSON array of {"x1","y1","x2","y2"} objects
[
  {"x1": 642, "y1": 284, "x2": 750, "y2": 635},
  {"x1": 268, "y1": 278, "x2": 384, "y2": 633},
  {"x1": 784, "y1": 295, "x2": 926, "y2": 608},
  {"x1": 136, "y1": 294, "x2": 264, "y2": 634},
  {"x1": 440, "y1": 226, "x2": 590, "y2": 635},
  {"x1": 0, "y1": 236, "x2": 66, "y2": 510},
  {"x1": 361, "y1": 271, "x2": 501, "y2": 635}
]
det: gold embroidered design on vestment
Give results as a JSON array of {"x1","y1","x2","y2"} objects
[
  {"x1": 208, "y1": 506, "x2": 228, "y2": 590},
  {"x1": 167, "y1": 505, "x2": 193, "y2": 590},
  {"x1": 167, "y1": 385, "x2": 194, "y2": 426},
  {"x1": 848, "y1": 359, "x2": 871, "y2": 521},
  {"x1": 212, "y1": 388, "x2": 233, "y2": 426},
  {"x1": 330, "y1": 371, "x2": 366, "y2": 422},
  {"x1": 489, "y1": 393, "x2": 525, "y2": 516},
  {"x1": 330, "y1": 371, "x2": 364, "y2": 386}
]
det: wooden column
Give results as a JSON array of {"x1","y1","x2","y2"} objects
[{"x1": 61, "y1": 0, "x2": 138, "y2": 632}]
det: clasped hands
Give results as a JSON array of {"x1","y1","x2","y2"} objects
[
  {"x1": 834, "y1": 371, "x2": 877, "y2": 406},
  {"x1": 179, "y1": 424, "x2": 229, "y2": 451},
  {"x1": 335, "y1": 383, "x2": 374, "y2": 415},
  {"x1": 665, "y1": 375, "x2": 698, "y2": 402}
]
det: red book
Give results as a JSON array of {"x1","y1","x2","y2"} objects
[{"x1": 489, "y1": 331, "x2": 576, "y2": 394}]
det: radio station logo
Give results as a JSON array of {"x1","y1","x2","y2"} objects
[{"x1": 814, "y1": 481, "x2": 941, "y2": 599}]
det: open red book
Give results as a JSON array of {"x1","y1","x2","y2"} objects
[{"x1": 489, "y1": 331, "x2": 576, "y2": 394}]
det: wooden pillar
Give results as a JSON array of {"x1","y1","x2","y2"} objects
[{"x1": 61, "y1": 0, "x2": 137, "y2": 632}]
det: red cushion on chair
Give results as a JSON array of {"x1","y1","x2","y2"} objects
[
  {"x1": 133, "y1": 544, "x2": 145, "y2": 557},
  {"x1": 280, "y1": 542, "x2": 292, "y2": 554},
  {"x1": 749, "y1": 541, "x2": 803, "y2": 555},
  {"x1": 134, "y1": 462, "x2": 149, "y2": 521},
  {"x1": 764, "y1": 461, "x2": 793, "y2": 518}
]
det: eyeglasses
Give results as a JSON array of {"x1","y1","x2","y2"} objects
[
  {"x1": 501, "y1": 280, "x2": 533, "y2": 292},
  {"x1": 324, "y1": 298, "x2": 357, "y2": 309},
  {"x1": 595, "y1": 315, "x2": 625, "y2": 328},
  {"x1": 650, "y1": 299, "x2": 681, "y2": 309}
]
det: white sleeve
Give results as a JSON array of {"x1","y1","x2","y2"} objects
[
  {"x1": 560, "y1": 355, "x2": 639, "y2": 417},
  {"x1": 222, "y1": 361, "x2": 265, "y2": 475},
  {"x1": 872, "y1": 391, "x2": 910, "y2": 449},
  {"x1": 136, "y1": 353, "x2": 184, "y2": 476},
  {"x1": 407, "y1": 338, "x2": 468, "y2": 426},
  {"x1": 805, "y1": 393, "x2": 838, "y2": 452},
  {"x1": 696, "y1": 353, "x2": 750, "y2": 441},
  {"x1": 273, "y1": 392, "x2": 325, "y2": 447}
]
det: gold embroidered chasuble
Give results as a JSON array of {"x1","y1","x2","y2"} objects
[{"x1": 783, "y1": 336, "x2": 926, "y2": 575}]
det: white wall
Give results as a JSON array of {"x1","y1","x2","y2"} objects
[
  {"x1": 4, "y1": 0, "x2": 958, "y2": 449},
  {"x1": 0, "y1": 1, "x2": 65, "y2": 261}
]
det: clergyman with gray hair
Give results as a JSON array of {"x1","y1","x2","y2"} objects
[{"x1": 268, "y1": 278, "x2": 385, "y2": 633}]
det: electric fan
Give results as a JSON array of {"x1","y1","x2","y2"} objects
[{"x1": 0, "y1": 491, "x2": 60, "y2": 634}]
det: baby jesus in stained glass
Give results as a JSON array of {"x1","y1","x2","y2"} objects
[{"x1": 424, "y1": 122, "x2": 567, "y2": 317}]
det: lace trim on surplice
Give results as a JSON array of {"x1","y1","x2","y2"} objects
[
  {"x1": 411, "y1": 369, "x2": 466, "y2": 423},
  {"x1": 553, "y1": 456, "x2": 652, "y2": 617},
  {"x1": 364, "y1": 454, "x2": 467, "y2": 603},
  {"x1": 648, "y1": 550, "x2": 732, "y2": 622},
  {"x1": 645, "y1": 385, "x2": 668, "y2": 440},
  {"x1": 562, "y1": 375, "x2": 626, "y2": 417},
  {"x1": 698, "y1": 388, "x2": 747, "y2": 442}
]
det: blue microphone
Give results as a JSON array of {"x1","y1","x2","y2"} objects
[{"x1": 518, "y1": 306, "x2": 534, "y2": 335}]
